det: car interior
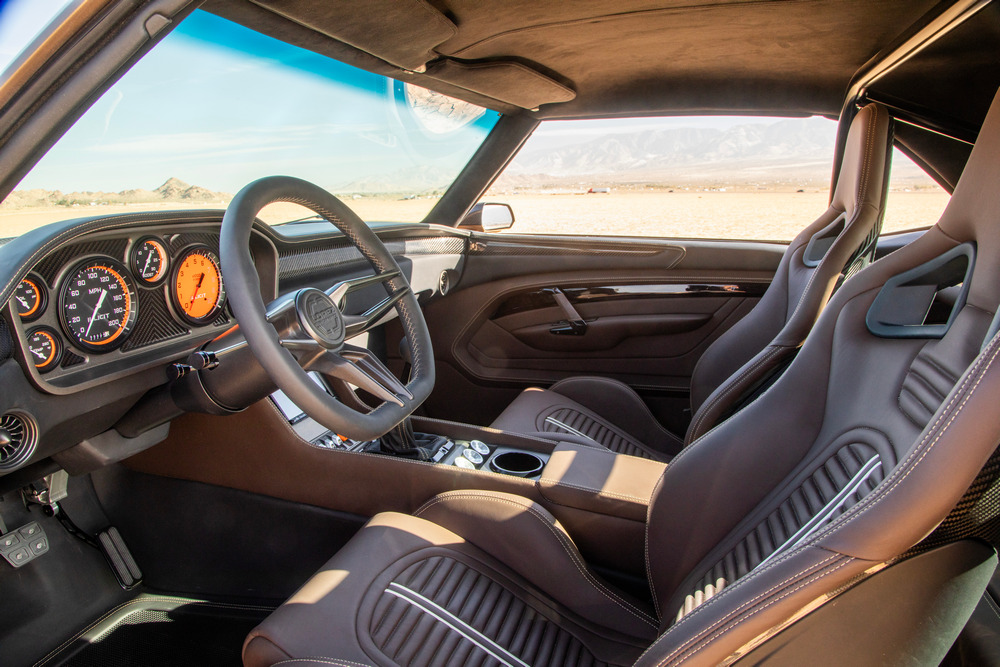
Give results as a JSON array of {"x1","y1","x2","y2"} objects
[{"x1": 1, "y1": 1, "x2": 1000, "y2": 666}]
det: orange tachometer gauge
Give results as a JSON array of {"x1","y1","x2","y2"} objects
[
  {"x1": 173, "y1": 247, "x2": 226, "y2": 324},
  {"x1": 132, "y1": 237, "x2": 169, "y2": 285},
  {"x1": 60, "y1": 259, "x2": 137, "y2": 352}
]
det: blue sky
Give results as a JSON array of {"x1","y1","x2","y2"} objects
[{"x1": 13, "y1": 9, "x2": 499, "y2": 194}]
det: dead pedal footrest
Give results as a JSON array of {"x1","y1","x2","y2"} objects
[{"x1": 97, "y1": 526, "x2": 142, "y2": 589}]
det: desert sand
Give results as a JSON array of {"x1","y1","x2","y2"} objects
[{"x1": 0, "y1": 191, "x2": 950, "y2": 242}]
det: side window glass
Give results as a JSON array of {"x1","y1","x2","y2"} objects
[
  {"x1": 882, "y1": 148, "x2": 950, "y2": 234},
  {"x1": 482, "y1": 116, "x2": 840, "y2": 241}
]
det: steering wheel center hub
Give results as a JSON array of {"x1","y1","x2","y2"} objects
[{"x1": 295, "y1": 288, "x2": 346, "y2": 349}]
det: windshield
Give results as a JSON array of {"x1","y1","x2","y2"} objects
[{"x1": 0, "y1": 9, "x2": 500, "y2": 237}]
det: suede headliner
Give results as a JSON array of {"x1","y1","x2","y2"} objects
[{"x1": 206, "y1": 0, "x2": 946, "y2": 117}]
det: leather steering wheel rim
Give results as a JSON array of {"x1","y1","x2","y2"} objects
[{"x1": 220, "y1": 175, "x2": 435, "y2": 440}]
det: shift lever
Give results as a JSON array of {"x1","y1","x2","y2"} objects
[
  {"x1": 377, "y1": 339, "x2": 447, "y2": 459},
  {"x1": 380, "y1": 417, "x2": 420, "y2": 457},
  {"x1": 379, "y1": 418, "x2": 450, "y2": 461}
]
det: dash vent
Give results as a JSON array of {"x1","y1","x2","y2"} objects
[{"x1": 0, "y1": 413, "x2": 37, "y2": 471}]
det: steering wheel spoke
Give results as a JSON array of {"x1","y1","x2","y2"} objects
[
  {"x1": 327, "y1": 269, "x2": 402, "y2": 308},
  {"x1": 343, "y1": 286, "x2": 409, "y2": 338},
  {"x1": 306, "y1": 344, "x2": 412, "y2": 408}
]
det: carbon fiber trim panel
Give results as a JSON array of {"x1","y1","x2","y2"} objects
[
  {"x1": 0, "y1": 318, "x2": 10, "y2": 362},
  {"x1": 278, "y1": 236, "x2": 465, "y2": 281},
  {"x1": 471, "y1": 238, "x2": 680, "y2": 258},
  {"x1": 34, "y1": 239, "x2": 129, "y2": 284},
  {"x1": 60, "y1": 350, "x2": 85, "y2": 368},
  {"x1": 121, "y1": 286, "x2": 188, "y2": 352}
]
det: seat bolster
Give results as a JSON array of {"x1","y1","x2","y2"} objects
[
  {"x1": 550, "y1": 377, "x2": 683, "y2": 452},
  {"x1": 415, "y1": 489, "x2": 660, "y2": 637},
  {"x1": 491, "y1": 381, "x2": 677, "y2": 459},
  {"x1": 684, "y1": 343, "x2": 798, "y2": 444},
  {"x1": 243, "y1": 512, "x2": 469, "y2": 667}
]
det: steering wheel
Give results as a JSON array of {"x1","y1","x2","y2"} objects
[{"x1": 219, "y1": 176, "x2": 435, "y2": 441}]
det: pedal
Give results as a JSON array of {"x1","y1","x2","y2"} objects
[
  {"x1": 97, "y1": 527, "x2": 142, "y2": 589},
  {"x1": 0, "y1": 522, "x2": 49, "y2": 568}
]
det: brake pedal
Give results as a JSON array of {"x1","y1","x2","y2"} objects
[{"x1": 97, "y1": 526, "x2": 142, "y2": 589}]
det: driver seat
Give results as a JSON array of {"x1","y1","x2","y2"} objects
[
  {"x1": 243, "y1": 91, "x2": 1000, "y2": 666},
  {"x1": 492, "y1": 102, "x2": 893, "y2": 457}
]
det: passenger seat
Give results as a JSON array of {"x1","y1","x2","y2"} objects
[{"x1": 491, "y1": 102, "x2": 893, "y2": 459}]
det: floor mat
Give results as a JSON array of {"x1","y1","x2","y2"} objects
[{"x1": 42, "y1": 596, "x2": 274, "y2": 667}]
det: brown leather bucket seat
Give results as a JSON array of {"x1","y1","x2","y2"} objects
[
  {"x1": 491, "y1": 102, "x2": 893, "y2": 459},
  {"x1": 242, "y1": 91, "x2": 1000, "y2": 665}
]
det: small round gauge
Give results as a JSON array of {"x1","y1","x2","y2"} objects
[
  {"x1": 131, "y1": 237, "x2": 169, "y2": 285},
  {"x1": 60, "y1": 259, "x2": 137, "y2": 351},
  {"x1": 13, "y1": 276, "x2": 46, "y2": 321},
  {"x1": 172, "y1": 247, "x2": 226, "y2": 324},
  {"x1": 26, "y1": 327, "x2": 61, "y2": 372}
]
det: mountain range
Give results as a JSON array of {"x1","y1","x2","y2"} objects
[
  {"x1": 1, "y1": 177, "x2": 230, "y2": 209},
  {"x1": 495, "y1": 119, "x2": 840, "y2": 188}
]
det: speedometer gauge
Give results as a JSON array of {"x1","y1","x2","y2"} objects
[
  {"x1": 61, "y1": 259, "x2": 137, "y2": 351},
  {"x1": 172, "y1": 247, "x2": 226, "y2": 324}
]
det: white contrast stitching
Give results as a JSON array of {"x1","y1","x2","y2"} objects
[
  {"x1": 659, "y1": 557, "x2": 854, "y2": 666},
  {"x1": 414, "y1": 491, "x2": 658, "y2": 627}
]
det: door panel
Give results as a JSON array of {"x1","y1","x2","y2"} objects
[{"x1": 388, "y1": 233, "x2": 784, "y2": 428}]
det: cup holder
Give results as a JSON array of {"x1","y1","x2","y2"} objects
[{"x1": 489, "y1": 451, "x2": 544, "y2": 477}]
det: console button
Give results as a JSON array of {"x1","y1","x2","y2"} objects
[
  {"x1": 469, "y1": 440, "x2": 490, "y2": 455},
  {"x1": 462, "y1": 448, "x2": 484, "y2": 465}
]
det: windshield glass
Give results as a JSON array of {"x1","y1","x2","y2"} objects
[
  {"x1": 483, "y1": 116, "x2": 949, "y2": 240},
  {"x1": 0, "y1": 9, "x2": 500, "y2": 237}
]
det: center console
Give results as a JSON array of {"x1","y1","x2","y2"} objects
[{"x1": 269, "y1": 380, "x2": 551, "y2": 477}]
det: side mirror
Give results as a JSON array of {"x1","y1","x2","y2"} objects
[{"x1": 459, "y1": 202, "x2": 514, "y2": 232}]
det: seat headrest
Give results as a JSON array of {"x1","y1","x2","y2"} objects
[{"x1": 831, "y1": 103, "x2": 891, "y2": 214}]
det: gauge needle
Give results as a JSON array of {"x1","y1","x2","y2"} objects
[
  {"x1": 15, "y1": 295, "x2": 29, "y2": 309},
  {"x1": 142, "y1": 252, "x2": 153, "y2": 275},
  {"x1": 30, "y1": 348, "x2": 46, "y2": 360},
  {"x1": 189, "y1": 273, "x2": 205, "y2": 308},
  {"x1": 85, "y1": 289, "x2": 107, "y2": 338}
]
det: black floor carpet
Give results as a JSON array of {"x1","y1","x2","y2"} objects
[{"x1": 63, "y1": 605, "x2": 270, "y2": 667}]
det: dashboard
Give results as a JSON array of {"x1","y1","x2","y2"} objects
[
  {"x1": 7, "y1": 223, "x2": 253, "y2": 392},
  {"x1": 0, "y1": 209, "x2": 468, "y2": 480}
]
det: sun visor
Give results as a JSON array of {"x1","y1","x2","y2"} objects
[
  {"x1": 423, "y1": 59, "x2": 576, "y2": 110},
  {"x1": 249, "y1": 0, "x2": 457, "y2": 71}
]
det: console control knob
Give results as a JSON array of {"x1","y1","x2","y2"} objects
[
  {"x1": 462, "y1": 448, "x2": 483, "y2": 465},
  {"x1": 454, "y1": 457, "x2": 475, "y2": 469},
  {"x1": 469, "y1": 440, "x2": 490, "y2": 455}
]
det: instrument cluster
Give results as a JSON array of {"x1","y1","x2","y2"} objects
[{"x1": 9, "y1": 231, "x2": 230, "y2": 382}]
